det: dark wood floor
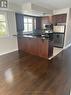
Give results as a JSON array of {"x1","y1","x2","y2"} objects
[{"x1": 0, "y1": 47, "x2": 71, "y2": 95}]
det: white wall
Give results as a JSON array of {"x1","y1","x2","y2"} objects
[
  {"x1": 64, "y1": 8, "x2": 71, "y2": 47},
  {"x1": 31, "y1": 4, "x2": 53, "y2": 15},
  {"x1": 0, "y1": 11, "x2": 18, "y2": 55}
]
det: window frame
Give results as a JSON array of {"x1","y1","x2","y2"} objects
[
  {"x1": 23, "y1": 16, "x2": 34, "y2": 33},
  {"x1": 0, "y1": 11, "x2": 9, "y2": 38}
]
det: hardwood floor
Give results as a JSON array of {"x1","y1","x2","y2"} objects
[{"x1": 0, "y1": 47, "x2": 71, "y2": 95}]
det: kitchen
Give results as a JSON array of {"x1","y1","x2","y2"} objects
[
  {"x1": 0, "y1": 1, "x2": 70, "y2": 58},
  {"x1": 16, "y1": 12, "x2": 67, "y2": 59},
  {"x1": 1, "y1": 0, "x2": 71, "y2": 95}
]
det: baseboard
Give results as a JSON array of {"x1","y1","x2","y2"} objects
[
  {"x1": 0, "y1": 49, "x2": 18, "y2": 56},
  {"x1": 48, "y1": 48, "x2": 63, "y2": 60},
  {"x1": 0, "y1": 43, "x2": 71, "y2": 58},
  {"x1": 63, "y1": 43, "x2": 71, "y2": 50},
  {"x1": 49, "y1": 43, "x2": 71, "y2": 60}
]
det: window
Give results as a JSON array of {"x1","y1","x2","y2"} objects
[
  {"x1": 33, "y1": 18, "x2": 36, "y2": 30},
  {"x1": 24, "y1": 16, "x2": 33, "y2": 32},
  {"x1": 0, "y1": 14, "x2": 8, "y2": 37}
]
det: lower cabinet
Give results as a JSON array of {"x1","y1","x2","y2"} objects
[
  {"x1": 18, "y1": 37, "x2": 53, "y2": 58},
  {"x1": 48, "y1": 40, "x2": 53, "y2": 58}
]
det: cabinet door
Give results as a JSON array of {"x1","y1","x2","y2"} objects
[
  {"x1": 30, "y1": 38, "x2": 38, "y2": 55},
  {"x1": 38, "y1": 38, "x2": 48, "y2": 58},
  {"x1": 22, "y1": 38, "x2": 36, "y2": 54},
  {"x1": 15, "y1": 13, "x2": 24, "y2": 33},
  {"x1": 52, "y1": 14, "x2": 67, "y2": 24},
  {"x1": 22, "y1": 38, "x2": 30, "y2": 52}
]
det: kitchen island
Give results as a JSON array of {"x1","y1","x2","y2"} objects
[{"x1": 17, "y1": 34, "x2": 53, "y2": 59}]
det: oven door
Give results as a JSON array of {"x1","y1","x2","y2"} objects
[{"x1": 53, "y1": 33, "x2": 64, "y2": 48}]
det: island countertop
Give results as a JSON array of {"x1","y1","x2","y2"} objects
[
  {"x1": 17, "y1": 32, "x2": 53, "y2": 41},
  {"x1": 18, "y1": 34, "x2": 46, "y2": 39}
]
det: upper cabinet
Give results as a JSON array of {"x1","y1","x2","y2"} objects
[
  {"x1": 42, "y1": 16, "x2": 52, "y2": 24},
  {"x1": 15, "y1": 13, "x2": 24, "y2": 32},
  {"x1": 52, "y1": 14, "x2": 67, "y2": 25},
  {"x1": 41, "y1": 16, "x2": 53, "y2": 29}
]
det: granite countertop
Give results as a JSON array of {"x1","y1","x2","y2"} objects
[
  {"x1": 53, "y1": 32, "x2": 65, "y2": 34},
  {"x1": 18, "y1": 34, "x2": 48, "y2": 40},
  {"x1": 17, "y1": 31, "x2": 53, "y2": 40}
]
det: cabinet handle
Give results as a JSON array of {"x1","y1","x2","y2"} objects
[{"x1": 12, "y1": 35, "x2": 17, "y2": 37}]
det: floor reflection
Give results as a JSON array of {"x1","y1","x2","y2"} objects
[{"x1": 4, "y1": 68, "x2": 14, "y2": 83}]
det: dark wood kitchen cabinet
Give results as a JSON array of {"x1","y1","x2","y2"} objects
[
  {"x1": 52, "y1": 14, "x2": 67, "y2": 25},
  {"x1": 37, "y1": 38, "x2": 48, "y2": 58},
  {"x1": 42, "y1": 16, "x2": 52, "y2": 24},
  {"x1": 18, "y1": 37, "x2": 50, "y2": 58},
  {"x1": 41, "y1": 16, "x2": 53, "y2": 29},
  {"x1": 18, "y1": 36, "x2": 53, "y2": 58}
]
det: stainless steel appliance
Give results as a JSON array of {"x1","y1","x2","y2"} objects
[
  {"x1": 53, "y1": 26, "x2": 65, "y2": 48},
  {"x1": 53, "y1": 26, "x2": 65, "y2": 33}
]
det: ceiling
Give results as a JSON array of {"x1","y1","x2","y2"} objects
[{"x1": 9, "y1": 0, "x2": 71, "y2": 10}]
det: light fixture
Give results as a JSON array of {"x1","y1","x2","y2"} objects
[
  {"x1": 43, "y1": 12, "x2": 47, "y2": 16},
  {"x1": 0, "y1": 0, "x2": 7, "y2": 8}
]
